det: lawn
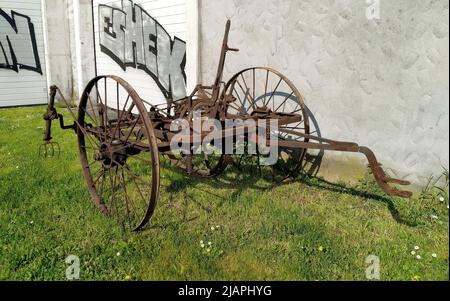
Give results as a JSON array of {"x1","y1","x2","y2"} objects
[{"x1": 0, "y1": 106, "x2": 448, "y2": 281}]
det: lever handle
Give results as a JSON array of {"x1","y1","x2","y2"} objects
[{"x1": 227, "y1": 47, "x2": 239, "y2": 52}]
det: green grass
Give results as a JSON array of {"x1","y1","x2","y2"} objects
[{"x1": 0, "y1": 106, "x2": 448, "y2": 281}]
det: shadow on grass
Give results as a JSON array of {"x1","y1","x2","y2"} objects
[
  {"x1": 296, "y1": 176, "x2": 418, "y2": 228},
  {"x1": 145, "y1": 161, "x2": 418, "y2": 230}
]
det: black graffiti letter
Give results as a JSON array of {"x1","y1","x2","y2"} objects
[
  {"x1": 0, "y1": 9, "x2": 42, "y2": 75},
  {"x1": 98, "y1": 0, "x2": 187, "y2": 100},
  {"x1": 99, "y1": 5, "x2": 126, "y2": 70}
]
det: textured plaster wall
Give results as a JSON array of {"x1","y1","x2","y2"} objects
[{"x1": 199, "y1": 0, "x2": 449, "y2": 185}]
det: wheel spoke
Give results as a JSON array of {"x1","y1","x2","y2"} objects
[
  {"x1": 93, "y1": 168, "x2": 105, "y2": 186},
  {"x1": 82, "y1": 105, "x2": 99, "y2": 127},
  {"x1": 87, "y1": 94, "x2": 100, "y2": 126},
  {"x1": 266, "y1": 78, "x2": 283, "y2": 109},
  {"x1": 263, "y1": 70, "x2": 269, "y2": 106},
  {"x1": 274, "y1": 90, "x2": 294, "y2": 112},
  {"x1": 120, "y1": 168, "x2": 140, "y2": 220},
  {"x1": 237, "y1": 79, "x2": 254, "y2": 111},
  {"x1": 232, "y1": 85, "x2": 245, "y2": 110},
  {"x1": 110, "y1": 93, "x2": 131, "y2": 144},
  {"x1": 252, "y1": 68, "x2": 256, "y2": 107},
  {"x1": 240, "y1": 73, "x2": 252, "y2": 102},
  {"x1": 124, "y1": 116, "x2": 141, "y2": 143},
  {"x1": 123, "y1": 165, "x2": 150, "y2": 209},
  {"x1": 108, "y1": 167, "x2": 118, "y2": 218}
]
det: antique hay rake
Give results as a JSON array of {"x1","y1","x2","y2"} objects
[{"x1": 40, "y1": 21, "x2": 412, "y2": 231}]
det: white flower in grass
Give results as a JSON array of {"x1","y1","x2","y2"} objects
[
  {"x1": 116, "y1": 252, "x2": 121, "y2": 256},
  {"x1": 431, "y1": 215, "x2": 439, "y2": 220},
  {"x1": 211, "y1": 226, "x2": 215, "y2": 231},
  {"x1": 30, "y1": 220, "x2": 34, "y2": 225},
  {"x1": 432, "y1": 253, "x2": 438, "y2": 258},
  {"x1": 414, "y1": 246, "x2": 420, "y2": 250},
  {"x1": 206, "y1": 248, "x2": 211, "y2": 253},
  {"x1": 439, "y1": 196, "x2": 445, "y2": 203},
  {"x1": 411, "y1": 251, "x2": 416, "y2": 256},
  {"x1": 208, "y1": 242, "x2": 212, "y2": 246},
  {"x1": 416, "y1": 255, "x2": 422, "y2": 260}
]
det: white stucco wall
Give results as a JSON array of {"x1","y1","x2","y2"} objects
[{"x1": 199, "y1": 0, "x2": 449, "y2": 185}]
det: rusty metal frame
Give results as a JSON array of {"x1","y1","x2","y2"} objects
[{"x1": 40, "y1": 20, "x2": 412, "y2": 231}]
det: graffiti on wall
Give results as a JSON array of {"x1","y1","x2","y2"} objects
[
  {"x1": 0, "y1": 9, "x2": 42, "y2": 75},
  {"x1": 99, "y1": 0, "x2": 187, "y2": 100}
]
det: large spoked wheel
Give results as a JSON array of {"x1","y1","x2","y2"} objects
[
  {"x1": 77, "y1": 75, "x2": 160, "y2": 231},
  {"x1": 224, "y1": 67, "x2": 310, "y2": 181}
]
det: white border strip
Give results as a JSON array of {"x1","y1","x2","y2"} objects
[
  {"x1": 186, "y1": 0, "x2": 199, "y2": 92},
  {"x1": 73, "y1": 0, "x2": 83, "y2": 98},
  {"x1": 41, "y1": 0, "x2": 51, "y2": 101}
]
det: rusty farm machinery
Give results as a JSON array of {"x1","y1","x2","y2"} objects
[{"x1": 39, "y1": 21, "x2": 412, "y2": 231}]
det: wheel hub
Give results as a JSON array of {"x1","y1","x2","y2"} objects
[{"x1": 94, "y1": 140, "x2": 128, "y2": 168}]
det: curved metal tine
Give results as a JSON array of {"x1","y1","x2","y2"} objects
[
  {"x1": 39, "y1": 142, "x2": 61, "y2": 159},
  {"x1": 38, "y1": 144, "x2": 46, "y2": 158},
  {"x1": 54, "y1": 142, "x2": 61, "y2": 158}
]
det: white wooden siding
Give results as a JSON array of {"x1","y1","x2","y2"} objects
[
  {"x1": 92, "y1": 0, "x2": 193, "y2": 108},
  {"x1": 0, "y1": 0, "x2": 48, "y2": 107}
]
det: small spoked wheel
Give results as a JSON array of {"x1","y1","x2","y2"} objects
[
  {"x1": 77, "y1": 76, "x2": 160, "y2": 231},
  {"x1": 224, "y1": 67, "x2": 311, "y2": 181}
]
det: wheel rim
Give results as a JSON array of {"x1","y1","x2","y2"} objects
[
  {"x1": 224, "y1": 67, "x2": 311, "y2": 181},
  {"x1": 77, "y1": 76, "x2": 160, "y2": 231}
]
